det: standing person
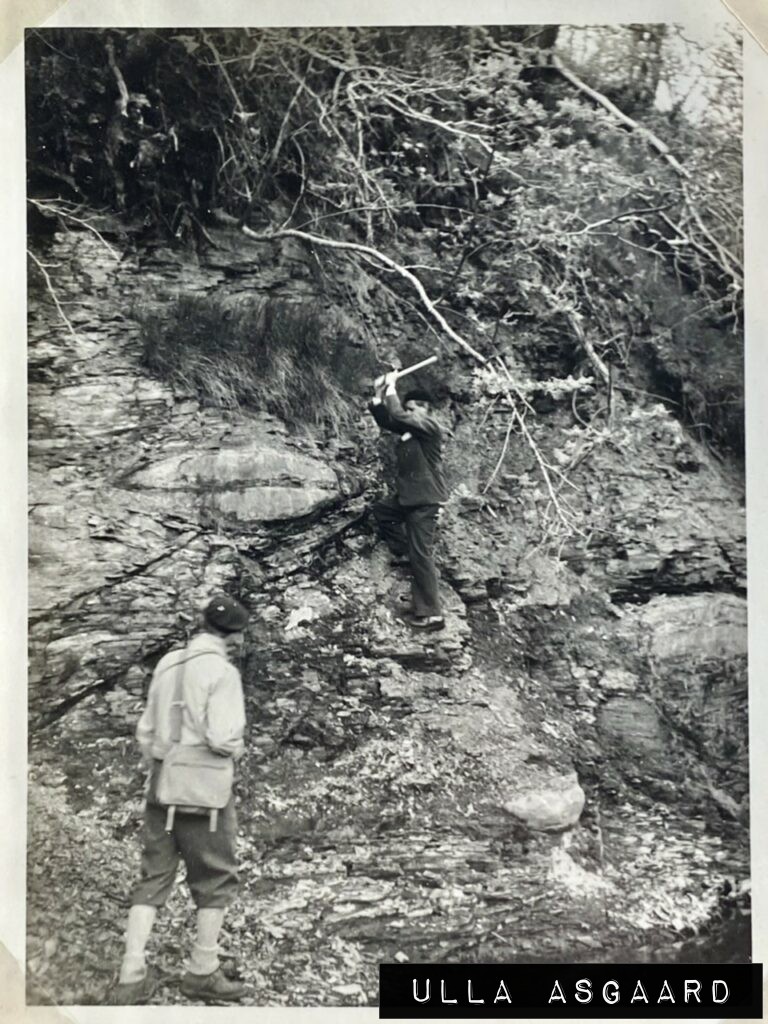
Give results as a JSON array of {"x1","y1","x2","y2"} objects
[
  {"x1": 109, "y1": 594, "x2": 249, "y2": 1005},
  {"x1": 369, "y1": 370, "x2": 449, "y2": 631}
]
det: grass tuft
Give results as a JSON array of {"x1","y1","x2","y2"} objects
[{"x1": 138, "y1": 294, "x2": 377, "y2": 433}]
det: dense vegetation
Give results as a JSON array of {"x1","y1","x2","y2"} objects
[{"x1": 26, "y1": 25, "x2": 743, "y2": 451}]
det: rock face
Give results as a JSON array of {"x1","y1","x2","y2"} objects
[
  {"x1": 641, "y1": 593, "x2": 747, "y2": 661},
  {"x1": 26, "y1": 229, "x2": 750, "y2": 1001},
  {"x1": 598, "y1": 697, "x2": 668, "y2": 754}
]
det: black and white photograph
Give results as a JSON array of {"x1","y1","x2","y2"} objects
[{"x1": 3, "y1": 0, "x2": 766, "y2": 1014}]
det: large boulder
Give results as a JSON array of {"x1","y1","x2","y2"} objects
[{"x1": 503, "y1": 772, "x2": 586, "y2": 832}]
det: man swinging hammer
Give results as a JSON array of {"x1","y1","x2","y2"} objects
[{"x1": 368, "y1": 361, "x2": 448, "y2": 631}]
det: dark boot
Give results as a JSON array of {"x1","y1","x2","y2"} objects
[
  {"x1": 181, "y1": 967, "x2": 246, "y2": 1003},
  {"x1": 107, "y1": 968, "x2": 158, "y2": 1005},
  {"x1": 406, "y1": 614, "x2": 445, "y2": 632}
]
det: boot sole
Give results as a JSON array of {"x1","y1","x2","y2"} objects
[
  {"x1": 107, "y1": 977, "x2": 158, "y2": 1005},
  {"x1": 180, "y1": 988, "x2": 245, "y2": 1004}
]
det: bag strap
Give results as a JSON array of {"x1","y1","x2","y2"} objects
[
  {"x1": 165, "y1": 649, "x2": 218, "y2": 743},
  {"x1": 164, "y1": 659, "x2": 186, "y2": 833},
  {"x1": 169, "y1": 657, "x2": 186, "y2": 744}
]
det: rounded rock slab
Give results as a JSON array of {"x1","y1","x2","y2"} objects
[{"x1": 125, "y1": 443, "x2": 340, "y2": 524}]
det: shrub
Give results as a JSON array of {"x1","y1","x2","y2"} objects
[{"x1": 138, "y1": 293, "x2": 378, "y2": 433}]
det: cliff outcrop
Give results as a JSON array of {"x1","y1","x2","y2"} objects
[{"x1": 26, "y1": 225, "x2": 748, "y2": 1004}]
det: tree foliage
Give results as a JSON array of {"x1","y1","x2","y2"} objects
[{"x1": 26, "y1": 25, "x2": 743, "y2": 452}]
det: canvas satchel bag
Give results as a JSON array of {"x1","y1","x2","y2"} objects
[{"x1": 155, "y1": 650, "x2": 234, "y2": 833}]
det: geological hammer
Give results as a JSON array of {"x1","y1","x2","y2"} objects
[{"x1": 374, "y1": 354, "x2": 438, "y2": 388}]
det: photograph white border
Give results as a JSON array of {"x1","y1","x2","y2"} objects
[{"x1": 2, "y1": 1, "x2": 765, "y2": 1021}]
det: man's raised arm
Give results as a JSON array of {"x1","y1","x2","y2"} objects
[
  {"x1": 368, "y1": 373, "x2": 406, "y2": 434},
  {"x1": 382, "y1": 378, "x2": 441, "y2": 436}
]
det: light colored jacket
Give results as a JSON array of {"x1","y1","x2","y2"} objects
[{"x1": 136, "y1": 632, "x2": 246, "y2": 761}]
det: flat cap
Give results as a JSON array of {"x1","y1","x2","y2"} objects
[{"x1": 204, "y1": 593, "x2": 249, "y2": 634}]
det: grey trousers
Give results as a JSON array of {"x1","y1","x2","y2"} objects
[{"x1": 373, "y1": 495, "x2": 442, "y2": 617}]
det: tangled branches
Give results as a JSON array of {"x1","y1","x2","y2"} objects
[
  {"x1": 474, "y1": 358, "x2": 595, "y2": 546},
  {"x1": 26, "y1": 25, "x2": 743, "y2": 455}
]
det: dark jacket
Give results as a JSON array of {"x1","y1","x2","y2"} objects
[{"x1": 368, "y1": 393, "x2": 449, "y2": 507}]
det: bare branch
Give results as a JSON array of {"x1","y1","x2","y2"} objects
[
  {"x1": 28, "y1": 250, "x2": 78, "y2": 339},
  {"x1": 105, "y1": 37, "x2": 129, "y2": 114},
  {"x1": 482, "y1": 415, "x2": 515, "y2": 494},
  {"x1": 277, "y1": 56, "x2": 391, "y2": 222},
  {"x1": 373, "y1": 93, "x2": 493, "y2": 155},
  {"x1": 279, "y1": 137, "x2": 308, "y2": 231},
  {"x1": 565, "y1": 203, "x2": 675, "y2": 236},
  {"x1": 268, "y1": 60, "x2": 313, "y2": 170},
  {"x1": 233, "y1": 220, "x2": 487, "y2": 363},
  {"x1": 658, "y1": 210, "x2": 740, "y2": 288},
  {"x1": 510, "y1": 398, "x2": 584, "y2": 538},
  {"x1": 568, "y1": 313, "x2": 610, "y2": 386},
  {"x1": 202, "y1": 31, "x2": 248, "y2": 117},
  {"x1": 29, "y1": 199, "x2": 121, "y2": 260},
  {"x1": 551, "y1": 55, "x2": 690, "y2": 179},
  {"x1": 682, "y1": 185, "x2": 743, "y2": 277}
]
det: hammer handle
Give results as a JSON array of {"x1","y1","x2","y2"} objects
[{"x1": 374, "y1": 354, "x2": 438, "y2": 388}]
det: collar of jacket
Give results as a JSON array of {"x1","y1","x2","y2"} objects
[{"x1": 188, "y1": 632, "x2": 229, "y2": 659}]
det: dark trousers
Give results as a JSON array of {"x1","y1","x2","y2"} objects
[
  {"x1": 130, "y1": 762, "x2": 239, "y2": 909},
  {"x1": 131, "y1": 798, "x2": 239, "y2": 909},
  {"x1": 373, "y1": 495, "x2": 442, "y2": 616}
]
